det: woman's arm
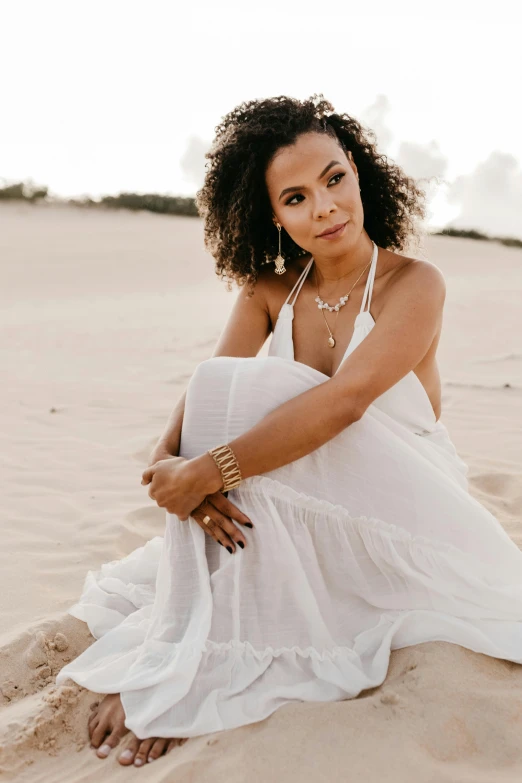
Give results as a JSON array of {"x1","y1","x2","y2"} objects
[
  {"x1": 150, "y1": 272, "x2": 272, "y2": 463},
  {"x1": 149, "y1": 390, "x2": 186, "y2": 462},
  {"x1": 192, "y1": 261, "x2": 446, "y2": 494}
]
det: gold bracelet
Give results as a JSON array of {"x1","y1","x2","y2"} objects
[{"x1": 207, "y1": 444, "x2": 242, "y2": 492}]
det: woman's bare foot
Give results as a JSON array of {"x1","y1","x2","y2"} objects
[{"x1": 89, "y1": 693, "x2": 187, "y2": 766}]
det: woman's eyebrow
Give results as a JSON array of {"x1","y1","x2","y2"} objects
[{"x1": 278, "y1": 160, "x2": 342, "y2": 201}]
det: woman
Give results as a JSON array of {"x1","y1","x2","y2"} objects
[{"x1": 56, "y1": 94, "x2": 522, "y2": 768}]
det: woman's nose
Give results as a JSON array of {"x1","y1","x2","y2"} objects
[{"x1": 313, "y1": 201, "x2": 337, "y2": 220}]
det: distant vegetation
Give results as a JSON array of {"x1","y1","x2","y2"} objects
[
  {"x1": 96, "y1": 192, "x2": 198, "y2": 216},
  {"x1": 0, "y1": 178, "x2": 198, "y2": 216},
  {"x1": 1, "y1": 177, "x2": 521, "y2": 246},
  {"x1": 433, "y1": 227, "x2": 522, "y2": 249},
  {"x1": 0, "y1": 180, "x2": 49, "y2": 201}
]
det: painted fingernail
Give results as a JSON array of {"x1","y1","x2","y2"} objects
[
  {"x1": 226, "y1": 546, "x2": 233, "y2": 554},
  {"x1": 245, "y1": 522, "x2": 253, "y2": 528},
  {"x1": 237, "y1": 541, "x2": 244, "y2": 549},
  {"x1": 120, "y1": 749, "x2": 133, "y2": 760},
  {"x1": 218, "y1": 541, "x2": 224, "y2": 546},
  {"x1": 98, "y1": 744, "x2": 112, "y2": 757}
]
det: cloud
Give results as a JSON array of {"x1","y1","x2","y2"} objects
[
  {"x1": 396, "y1": 140, "x2": 450, "y2": 218},
  {"x1": 359, "y1": 95, "x2": 448, "y2": 186},
  {"x1": 396, "y1": 140, "x2": 448, "y2": 182},
  {"x1": 446, "y1": 151, "x2": 522, "y2": 238},
  {"x1": 358, "y1": 94, "x2": 394, "y2": 153},
  {"x1": 359, "y1": 94, "x2": 522, "y2": 239},
  {"x1": 360, "y1": 95, "x2": 451, "y2": 224},
  {"x1": 180, "y1": 135, "x2": 209, "y2": 189}
]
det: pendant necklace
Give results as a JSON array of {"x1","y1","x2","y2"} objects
[{"x1": 314, "y1": 257, "x2": 373, "y2": 348}]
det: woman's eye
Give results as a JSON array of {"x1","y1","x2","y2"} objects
[
  {"x1": 285, "y1": 194, "x2": 303, "y2": 206},
  {"x1": 285, "y1": 172, "x2": 345, "y2": 206}
]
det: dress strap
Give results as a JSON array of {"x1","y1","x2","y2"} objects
[
  {"x1": 284, "y1": 256, "x2": 315, "y2": 307},
  {"x1": 359, "y1": 242, "x2": 379, "y2": 314}
]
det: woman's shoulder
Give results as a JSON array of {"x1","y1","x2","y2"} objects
[
  {"x1": 374, "y1": 249, "x2": 446, "y2": 327},
  {"x1": 383, "y1": 250, "x2": 446, "y2": 297},
  {"x1": 256, "y1": 253, "x2": 313, "y2": 326}
]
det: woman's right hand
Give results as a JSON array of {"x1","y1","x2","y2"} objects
[
  {"x1": 190, "y1": 491, "x2": 253, "y2": 553},
  {"x1": 147, "y1": 448, "x2": 253, "y2": 553}
]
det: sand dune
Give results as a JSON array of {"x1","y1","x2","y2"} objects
[{"x1": 1, "y1": 201, "x2": 521, "y2": 781}]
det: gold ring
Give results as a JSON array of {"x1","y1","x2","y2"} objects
[{"x1": 202, "y1": 515, "x2": 211, "y2": 526}]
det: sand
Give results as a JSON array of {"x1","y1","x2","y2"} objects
[{"x1": 1, "y1": 200, "x2": 521, "y2": 782}]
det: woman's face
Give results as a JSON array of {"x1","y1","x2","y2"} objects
[{"x1": 265, "y1": 132, "x2": 363, "y2": 256}]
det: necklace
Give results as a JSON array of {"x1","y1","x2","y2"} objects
[{"x1": 314, "y1": 256, "x2": 373, "y2": 348}]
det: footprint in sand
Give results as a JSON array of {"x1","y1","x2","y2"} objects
[
  {"x1": 0, "y1": 615, "x2": 97, "y2": 772},
  {"x1": 0, "y1": 614, "x2": 93, "y2": 706},
  {"x1": 0, "y1": 680, "x2": 91, "y2": 771},
  {"x1": 24, "y1": 632, "x2": 49, "y2": 669}
]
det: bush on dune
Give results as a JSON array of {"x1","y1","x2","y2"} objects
[
  {"x1": 434, "y1": 227, "x2": 522, "y2": 248},
  {"x1": 0, "y1": 180, "x2": 48, "y2": 201}
]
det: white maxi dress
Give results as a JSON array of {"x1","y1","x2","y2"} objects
[{"x1": 57, "y1": 242, "x2": 522, "y2": 739}]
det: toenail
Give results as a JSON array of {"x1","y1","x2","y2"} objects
[
  {"x1": 98, "y1": 744, "x2": 112, "y2": 757},
  {"x1": 120, "y1": 749, "x2": 133, "y2": 760},
  {"x1": 134, "y1": 758, "x2": 144, "y2": 766},
  {"x1": 147, "y1": 756, "x2": 156, "y2": 763}
]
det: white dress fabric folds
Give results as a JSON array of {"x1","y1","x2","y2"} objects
[{"x1": 57, "y1": 243, "x2": 522, "y2": 739}]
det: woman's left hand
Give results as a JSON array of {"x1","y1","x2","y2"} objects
[{"x1": 141, "y1": 456, "x2": 216, "y2": 521}]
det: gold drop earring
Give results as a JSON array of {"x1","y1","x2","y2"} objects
[{"x1": 274, "y1": 222, "x2": 286, "y2": 275}]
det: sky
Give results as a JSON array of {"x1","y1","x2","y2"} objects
[{"x1": 1, "y1": 0, "x2": 521, "y2": 237}]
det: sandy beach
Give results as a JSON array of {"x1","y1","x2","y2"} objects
[{"x1": 1, "y1": 200, "x2": 521, "y2": 782}]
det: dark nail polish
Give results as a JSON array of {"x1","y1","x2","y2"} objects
[
  {"x1": 218, "y1": 541, "x2": 223, "y2": 546},
  {"x1": 226, "y1": 546, "x2": 233, "y2": 554},
  {"x1": 237, "y1": 541, "x2": 244, "y2": 549},
  {"x1": 245, "y1": 522, "x2": 253, "y2": 528}
]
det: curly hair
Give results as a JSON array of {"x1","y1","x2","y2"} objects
[{"x1": 195, "y1": 94, "x2": 426, "y2": 293}]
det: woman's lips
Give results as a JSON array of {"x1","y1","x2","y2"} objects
[{"x1": 317, "y1": 221, "x2": 348, "y2": 240}]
